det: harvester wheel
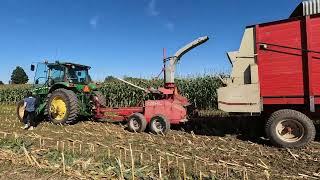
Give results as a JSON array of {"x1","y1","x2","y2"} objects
[
  {"x1": 149, "y1": 115, "x2": 170, "y2": 134},
  {"x1": 47, "y1": 89, "x2": 79, "y2": 125},
  {"x1": 93, "y1": 91, "x2": 106, "y2": 107},
  {"x1": 265, "y1": 109, "x2": 316, "y2": 148},
  {"x1": 16, "y1": 100, "x2": 25, "y2": 123},
  {"x1": 127, "y1": 113, "x2": 147, "y2": 133}
]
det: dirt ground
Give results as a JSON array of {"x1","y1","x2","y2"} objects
[{"x1": 0, "y1": 104, "x2": 319, "y2": 180}]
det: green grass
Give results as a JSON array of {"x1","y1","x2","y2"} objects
[{"x1": 0, "y1": 138, "x2": 32, "y2": 153}]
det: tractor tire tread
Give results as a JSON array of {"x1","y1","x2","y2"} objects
[
  {"x1": 93, "y1": 91, "x2": 107, "y2": 107},
  {"x1": 44, "y1": 93, "x2": 51, "y2": 116},
  {"x1": 65, "y1": 90, "x2": 78, "y2": 120},
  {"x1": 47, "y1": 89, "x2": 79, "y2": 124}
]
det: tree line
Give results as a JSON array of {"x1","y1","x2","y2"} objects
[
  {"x1": 1, "y1": 67, "x2": 145, "y2": 85},
  {"x1": 0, "y1": 66, "x2": 29, "y2": 85}
]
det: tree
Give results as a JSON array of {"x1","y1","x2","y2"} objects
[
  {"x1": 104, "y1": 76, "x2": 116, "y2": 82},
  {"x1": 0, "y1": 81, "x2": 4, "y2": 85},
  {"x1": 11, "y1": 66, "x2": 28, "y2": 84}
]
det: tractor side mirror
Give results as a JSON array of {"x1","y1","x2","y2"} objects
[{"x1": 31, "y1": 65, "x2": 35, "y2": 71}]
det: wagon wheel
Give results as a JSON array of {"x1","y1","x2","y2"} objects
[
  {"x1": 127, "y1": 113, "x2": 147, "y2": 133},
  {"x1": 149, "y1": 114, "x2": 170, "y2": 134},
  {"x1": 265, "y1": 109, "x2": 316, "y2": 148}
]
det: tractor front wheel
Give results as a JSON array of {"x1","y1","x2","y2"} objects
[
  {"x1": 47, "y1": 89, "x2": 79, "y2": 125},
  {"x1": 149, "y1": 115, "x2": 170, "y2": 134}
]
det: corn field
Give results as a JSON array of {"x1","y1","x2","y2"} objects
[
  {"x1": 0, "y1": 105, "x2": 318, "y2": 179},
  {"x1": 0, "y1": 75, "x2": 222, "y2": 110},
  {"x1": 0, "y1": 85, "x2": 30, "y2": 103}
]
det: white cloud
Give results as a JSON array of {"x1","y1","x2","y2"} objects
[
  {"x1": 147, "y1": 0, "x2": 159, "y2": 16},
  {"x1": 146, "y1": 0, "x2": 174, "y2": 32},
  {"x1": 165, "y1": 22, "x2": 175, "y2": 31},
  {"x1": 89, "y1": 16, "x2": 99, "y2": 29}
]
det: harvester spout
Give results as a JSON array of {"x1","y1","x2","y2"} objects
[
  {"x1": 165, "y1": 36, "x2": 209, "y2": 85},
  {"x1": 173, "y1": 36, "x2": 209, "y2": 63}
]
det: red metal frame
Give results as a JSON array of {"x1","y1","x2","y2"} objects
[
  {"x1": 92, "y1": 45, "x2": 190, "y2": 126},
  {"x1": 93, "y1": 85, "x2": 189, "y2": 125},
  {"x1": 94, "y1": 105, "x2": 144, "y2": 121},
  {"x1": 255, "y1": 14, "x2": 320, "y2": 112}
]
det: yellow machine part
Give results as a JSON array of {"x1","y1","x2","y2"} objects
[{"x1": 50, "y1": 96, "x2": 67, "y2": 121}]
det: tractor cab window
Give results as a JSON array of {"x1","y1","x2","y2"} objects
[
  {"x1": 34, "y1": 63, "x2": 48, "y2": 86},
  {"x1": 49, "y1": 66, "x2": 65, "y2": 83},
  {"x1": 67, "y1": 66, "x2": 91, "y2": 84}
]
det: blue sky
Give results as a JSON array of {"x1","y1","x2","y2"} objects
[{"x1": 0, "y1": 0, "x2": 301, "y2": 83}]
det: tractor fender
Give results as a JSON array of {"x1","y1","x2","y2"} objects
[{"x1": 49, "y1": 82, "x2": 73, "y2": 93}]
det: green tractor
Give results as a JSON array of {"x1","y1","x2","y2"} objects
[{"x1": 17, "y1": 61, "x2": 106, "y2": 124}]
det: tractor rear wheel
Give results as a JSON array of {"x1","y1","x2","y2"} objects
[
  {"x1": 47, "y1": 89, "x2": 79, "y2": 125},
  {"x1": 149, "y1": 115, "x2": 171, "y2": 134},
  {"x1": 93, "y1": 91, "x2": 106, "y2": 107},
  {"x1": 16, "y1": 100, "x2": 25, "y2": 123},
  {"x1": 265, "y1": 109, "x2": 316, "y2": 148},
  {"x1": 127, "y1": 113, "x2": 147, "y2": 133}
]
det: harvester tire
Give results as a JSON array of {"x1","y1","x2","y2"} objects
[
  {"x1": 149, "y1": 114, "x2": 171, "y2": 134},
  {"x1": 93, "y1": 91, "x2": 106, "y2": 107},
  {"x1": 265, "y1": 109, "x2": 316, "y2": 148},
  {"x1": 127, "y1": 113, "x2": 147, "y2": 133},
  {"x1": 47, "y1": 89, "x2": 79, "y2": 125},
  {"x1": 16, "y1": 100, "x2": 25, "y2": 123}
]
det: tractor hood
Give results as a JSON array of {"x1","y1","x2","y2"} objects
[
  {"x1": 74, "y1": 83, "x2": 97, "y2": 92},
  {"x1": 49, "y1": 82, "x2": 97, "y2": 93}
]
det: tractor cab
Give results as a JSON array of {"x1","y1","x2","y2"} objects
[{"x1": 32, "y1": 61, "x2": 92, "y2": 86}]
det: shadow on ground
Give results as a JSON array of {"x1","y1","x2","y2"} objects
[
  {"x1": 39, "y1": 114, "x2": 320, "y2": 144},
  {"x1": 316, "y1": 124, "x2": 320, "y2": 141},
  {"x1": 175, "y1": 115, "x2": 320, "y2": 145}
]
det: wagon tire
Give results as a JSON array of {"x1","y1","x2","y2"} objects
[
  {"x1": 127, "y1": 113, "x2": 147, "y2": 133},
  {"x1": 149, "y1": 114, "x2": 170, "y2": 134},
  {"x1": 16, "y1": 100, "x2": 25, "y2": 123},
  {"x1": 47, "y1": 89, "x2": 79, "y2": 125},
  {"x1": 265, "y1": 109, "x2": 316, "y2": 148}
]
